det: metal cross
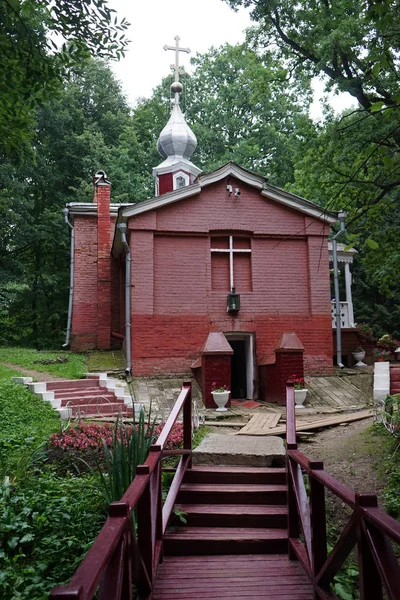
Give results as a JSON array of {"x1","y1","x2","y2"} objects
[{"x1": 163, "y1": 35, "x2": 190, "y2": 83}]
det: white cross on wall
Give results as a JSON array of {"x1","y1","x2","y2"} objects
[
  {"x1": 163, "y1": 35, "x2": 190, "y2": 83},
  {"x1": 211, "y1": 236, "x2": 251, "y2": 290}
]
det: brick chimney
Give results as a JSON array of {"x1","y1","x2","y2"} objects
[{"x1": 94, "y1": 170, "x2": 111, "y2": 349}]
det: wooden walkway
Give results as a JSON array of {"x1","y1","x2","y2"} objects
[
  {"x1": 152, "y1": 465, "x2": 313, "y2": 600},
  {"x1": 154, "y1": 555, "x2": 313, "y2": 599},
  {"x1": 50, "y1": 382, "x2": 400, "y2": 600}
]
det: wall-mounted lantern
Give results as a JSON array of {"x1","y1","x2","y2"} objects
[{"x1": 227, "y1": 287, "x2": 240, "y2": 313}]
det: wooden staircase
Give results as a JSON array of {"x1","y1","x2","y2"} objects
[
  {"x1": 51, "y1": 382, "x2": 400, "y2": 600},
  {"x1": 154, "y1": 465, "x2": 313, "y2": 600}
]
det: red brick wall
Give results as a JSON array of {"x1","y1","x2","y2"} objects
[
  {"x1": 72, "y1": 176, "x2": 333, "y2": 378},
  {"x1": 96, "y1": 184, "x2": 111, "y2": 349},
  {"x1": 264, "y1": 352, "x2": 305, "y2": 405},
  {"x1": 70, "y1": 204, "x2": 117, "y2": 351},
  {"x1": 130, "y1": 314, "x2": 332, "y2": 376},
  {"x1": 126, "y1": 179, "x2": 333, "y2": 376},
  {"x1": 71, "y1": 216, "x2": 98, "y2": 350},
  {"x1": 202, "y1": 354, "x2": 232, "y2": 409}
]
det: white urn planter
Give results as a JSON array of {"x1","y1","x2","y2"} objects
[
  {"x1": 352, "y1": 350, "x2": 367, "y2": 367},
  {"x1": 294, "y1": 389, "x2": 308, "y2": 409},
  {"x1": 212, "y1": 390, "x2": 230, "y2": 412}
]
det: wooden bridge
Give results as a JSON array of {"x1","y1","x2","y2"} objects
[{"x1": 50, "y1": 383, "x2": 400, "y2": 600}]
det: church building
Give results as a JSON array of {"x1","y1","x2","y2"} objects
[{"x1": 64, "y1": 37, "x2": 343, "y2": 407}]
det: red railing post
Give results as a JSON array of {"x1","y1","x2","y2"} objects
[
  {"x1": 183, "y1": 381, "x2": 192, "y2": 467},
  {"x1": 286, "y1": 383, "x2": 299, "y2": 560},
  {"x1": 356, "y1": 493, "x2": 383, "y2": 600},
  {"x1": 309, "y1": 461, "x2": 327, "y2": 597},
  {"x1": 136, "y1": 465, "x2": 153, "y2": 591}
]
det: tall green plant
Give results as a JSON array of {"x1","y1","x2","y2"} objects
[{"x1": 97, "y1": 407, "x2": 157, "y2": 504}]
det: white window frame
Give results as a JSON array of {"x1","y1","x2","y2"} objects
[
  {"x1": 211, "y1": 235, "x2": 251, "y2": 290},
  {"x1": 173, "y1": 171, "x2": 189, "y2": 190}
]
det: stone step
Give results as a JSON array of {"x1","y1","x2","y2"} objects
[
  {"x1": 60, "y1": 396, "x2": 125, "y2": 407},
  {"x1": 53, "y1": 387, "x2": 107, "y2": 398},
  {"x1": 65, "y1": 403, "x2": 133, "y2": 417},
  {"x1": 46, "y1": 379, "x2": 101, "y2": 391}
]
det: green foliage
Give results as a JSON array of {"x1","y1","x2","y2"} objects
[
  {"x1": 0, "y1": 348, "x2": 86, "y2": 379},
  {"x1": 97, "y1": 408, "x2": 157, "y2": 504},
  {"x1": 0, "y1": 60, "x2": 136, "y2": 348},
  {"x1": 371, "y1": 423, "x2": 400, "y2": 520},
  {"x1": 332, "y1": 566, "x2": 359, "y2": 600},
  {"x1": 134, "y1": 43, "x2": 317, "y2": 188},
  {"x1": 0, "y1": 379, "x2": 59, "y2": 479},
  {"x1": 0, "y1": 0, "x2": 130, "y2": 155},
  {"x1": 0, "y1": 472, "x2": 105, "y2": 600},
  {"x1": 225, "y1": 0, "x2": 400, "y2": 332}
]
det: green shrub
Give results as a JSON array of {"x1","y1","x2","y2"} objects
[
  {"x1": 0, "y1": 472, "x2": 106, "y2": 600},
  {"x1": 98, "y1": 408, "x2": 156, "y2": 504}
]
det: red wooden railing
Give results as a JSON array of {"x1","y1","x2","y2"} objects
[
  {"x1": 50, "y1": 382, "x2": 192, "y2": 600},
  {"x1": 285, "y1": 382, "x2": 400, "y2": 600}
]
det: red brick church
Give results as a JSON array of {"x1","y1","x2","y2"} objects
[{"x1": 64, "y1": 38, "x2": 343, "y2": 406}]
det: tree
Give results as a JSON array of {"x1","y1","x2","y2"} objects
[
  {"x1": 132, "y1": 43, "x2": 318, "y2": 188},
  {"x1": 225, "y1": 0, "x2": 400, "y2": 214},
  {"x1": 0, "y1": 0, "x2": 129, "y2": 154},
  {"x1": 0, "y1": 60, "x2": 137, "y2": 347}
]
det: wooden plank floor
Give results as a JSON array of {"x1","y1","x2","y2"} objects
[{"x1": 153, "y1": 554, "x2": 313, "y2": 599}]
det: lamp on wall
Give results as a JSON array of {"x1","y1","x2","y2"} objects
[{"x1": 227, "y1": 287, "x2": 240, "y2": 313}]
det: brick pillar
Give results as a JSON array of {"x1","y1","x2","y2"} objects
[
  {"x1": 201, "y1": 332, "x2": 233, "y2": 409},
  {"x1": 264, "y1": 333, "x2": 305, "y2": 405},
  {"x1": 94, "y1": 171, "x2": 111, "y2": 349}
]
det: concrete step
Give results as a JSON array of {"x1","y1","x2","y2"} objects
[{"x1": 192, "y1": 433, "x2": 285, "y2": 468}]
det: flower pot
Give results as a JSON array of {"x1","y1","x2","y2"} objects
[
  {"x1": 294, "y1": 389, "x2": 308, "y2": 409},
  {"x1": 352, "y1": 350, "x2": 367, "y2": 367},
  {"x1": 211, "y1": 390, "x2": 230, "y2": 412}
]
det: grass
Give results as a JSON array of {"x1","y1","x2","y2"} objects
[
  {"x1": 0, "y1": 367, "x2": 61, "y2": 479},
  {"x1": 0, "y1": 347, "x2": 87, "y2": 379}
]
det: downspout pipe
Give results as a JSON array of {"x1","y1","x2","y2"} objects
[
  {"x1": 117, "y1": 223, "x2": 132, "y2": 377},
  {"x1": 331, "y1": 210, "x2": 347, "y2": 368},
  {"x1": 62, "y1": 208, "x2": 74, "y2": 348}
]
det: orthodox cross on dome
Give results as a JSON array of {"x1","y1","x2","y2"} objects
[{"x1": 163, "y1": 35, "x2": 190, "y2": 103}]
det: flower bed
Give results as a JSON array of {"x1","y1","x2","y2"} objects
[{"x1": 50, "y1": 420, "x2": 184, "y2": 452}]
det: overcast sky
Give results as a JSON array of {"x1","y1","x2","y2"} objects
[{"x1": 108, "y1": 0, "x2": 355, "y2": 119}]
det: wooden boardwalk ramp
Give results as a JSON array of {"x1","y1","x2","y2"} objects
[{"x1": 153, "y1": 465, "x2": 313, "y2": 600}]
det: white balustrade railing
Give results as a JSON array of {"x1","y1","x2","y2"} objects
[{"x1": 331, "y1": 301, "x2": 351, "y2": 329}]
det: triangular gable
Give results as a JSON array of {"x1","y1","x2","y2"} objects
[{"x1": 120, "y1": 161, "x2": 337, "y2": 224}]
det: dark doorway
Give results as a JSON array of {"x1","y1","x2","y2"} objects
[{"x1": 230, "y1": 340, "x2": 247, "y2": 399}]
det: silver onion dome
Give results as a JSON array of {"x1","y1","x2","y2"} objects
[{"x1": 157, "y1": 102, "x2": 197, "y2": 160}]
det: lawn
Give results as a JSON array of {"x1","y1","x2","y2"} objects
[
  {"x1": 0, "y1": 365, "x2": 106, "y2": 600},
  {"x1": 0, "y1": 347, "x2": 87, "y2": 379}
]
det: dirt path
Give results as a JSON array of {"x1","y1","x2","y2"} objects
[
  {"x1": 0, "y1": 362, "x2": 62, "y2": 381},
  {"x1": 298, "y1": 417, "x2": 385, "y2": 498}
]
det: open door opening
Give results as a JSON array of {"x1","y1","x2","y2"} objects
[{"x1": 225, "y1": 333, "x2": 255, "y2": 400}]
